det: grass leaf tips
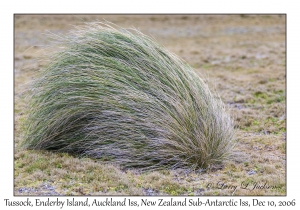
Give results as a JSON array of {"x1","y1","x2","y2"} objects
[{"x1": 22, "y1": 22, "x2": 235, "y2": 171}]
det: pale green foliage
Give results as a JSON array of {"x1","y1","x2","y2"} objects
[{"x1": 22, "y1": 22, "x2": 235, "y2": 171}]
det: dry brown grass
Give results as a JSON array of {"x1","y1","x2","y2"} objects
[{"x1": 14, "y1": 14, "x2": 286, "y2": 196}]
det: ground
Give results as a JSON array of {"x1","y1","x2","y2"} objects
[{"x1": 14, "y1": 14, "x2": 286, "y2": 196}]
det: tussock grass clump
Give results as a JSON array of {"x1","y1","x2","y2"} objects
[{"x1": 22, "y1": 23, "x2": 235, "y2": 171}]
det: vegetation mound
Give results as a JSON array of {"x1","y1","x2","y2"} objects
[{"x1": 22, "y1": 23, "x2": 235, "y2": 171}]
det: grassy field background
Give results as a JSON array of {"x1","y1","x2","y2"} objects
[{"x1": 14, "y1": 14, "x2": 286, "y2": 196}]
